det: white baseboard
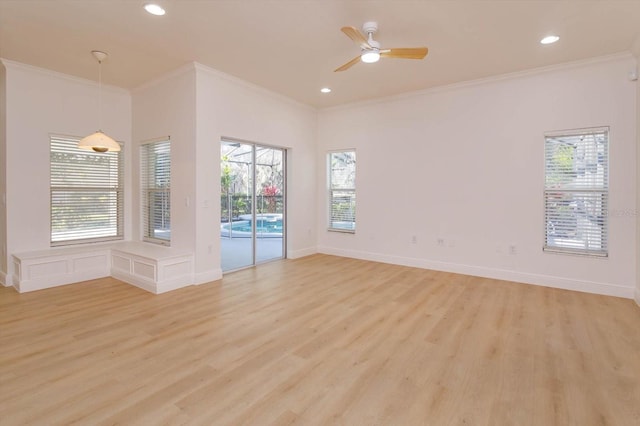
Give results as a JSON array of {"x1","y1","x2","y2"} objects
[
  {"x1": 110, "y1": 270, "x2": 158, "y2": 294},
  {"x1": 110, "y1": 272, "x2": 192, "y2": 294},
  {"x1": 156, "y1": 276, "x2": 195, "y2": 294},
  {"x1": 287, "y1": 246, "x2": 317, "y2": 259},
  {"x1": 635, "y1": 289, "x2": 640, "y2": 307},
  {"x1": 317, "y1": 246, "x2": 635, "y2": 299},
  {"x1": 0, "y1": 271, "x2": 10, "y2": 287},
  {"x1": 193, "y1": 269, "x2": 222, "y2": 285},
  {"x1": 108, "y1": 269, "x2": 193, "y2": 295}
]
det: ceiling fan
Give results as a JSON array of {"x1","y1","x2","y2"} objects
[{"x1": 335, "y1": 21, "x2": 428, "y2": 72}]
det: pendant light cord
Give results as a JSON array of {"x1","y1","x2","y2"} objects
[{"x1": 98, "y1": 59, "x2": 102, "y2": 132}]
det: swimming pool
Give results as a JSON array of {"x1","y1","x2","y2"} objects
[{"x1": 220, "y1": 214, "x2": 283, "y2": 238}]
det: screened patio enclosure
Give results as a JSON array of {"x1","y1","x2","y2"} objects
[{"x1": 220, "y1": 140, "x2": 286, "y2": 272}]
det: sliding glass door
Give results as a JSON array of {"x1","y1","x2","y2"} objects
[{"x1": 220, "y1": 140, "x2": 285, "y2": 272}]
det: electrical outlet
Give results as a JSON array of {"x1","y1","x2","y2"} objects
[
  {"x1": 509, "y1": 245, "x2": 517, "y2": 255},
  {"x1": 411, "y1": 235, "x2": 417, "y2": 244},
  {"x1": 437, "y1": 238, "x2": 445, "y2": 247}
]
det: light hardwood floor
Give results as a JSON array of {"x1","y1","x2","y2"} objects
[{"x1": 1, "y1": 254, "x2": 639, "y2": 425}]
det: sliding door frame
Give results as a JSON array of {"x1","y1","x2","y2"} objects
[{"x1": 221, "y1": 137, "x2": 287, "y2": 271}]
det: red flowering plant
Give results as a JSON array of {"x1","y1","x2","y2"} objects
[{"x1": 261, "y1": 184, "x2": 280, "y2": 213}]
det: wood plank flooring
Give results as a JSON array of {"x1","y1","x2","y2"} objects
[{"x1": 1, "y1": 254, "x2": 639, "y2": 425}]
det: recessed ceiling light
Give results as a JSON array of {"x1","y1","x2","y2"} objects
[
  {"x1": 540, "y1": 35, "x2": 560, "y2": 45},
  {"x1": 321, "y1": 87, "x2": 331, "y2": 93},
  {"x1": 144, "y1": 3, "x2": 166, "y2": 16}
]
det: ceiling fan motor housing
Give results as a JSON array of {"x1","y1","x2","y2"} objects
[
  {"x1": 366, "y1": 39, "x2": 381, "y2": 50},
  {"x1": 91, "y1": 50, "x2": 108, "y2": 63},
  {"x1": 362, "y1": 21, "x2": 378, "y2": 35}
]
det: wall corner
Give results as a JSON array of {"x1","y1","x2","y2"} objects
[{"x1": 635, "y1": 34, "x2": 640, "y2": 308}]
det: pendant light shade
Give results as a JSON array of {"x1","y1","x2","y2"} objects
[
  {"x1": 78, "y1": 131, "x2": 120, "y2": 152},
  {"x1": 80, "y1": 50, "x2": 120, "y2": 153}
]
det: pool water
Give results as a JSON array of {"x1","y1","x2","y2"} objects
[
  {"x1": 221, "y1": 214, "x2": 283, "y2": 238},
  {"x1": 228, "y1": 218, "x2": 282, "y2": 233}
]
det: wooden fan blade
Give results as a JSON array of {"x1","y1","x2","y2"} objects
[
  {"x1": 341, "y1": 26, "x2": 371, "y2": 49},
  {"x1": 334, "y1": 55, "x2": 361, "y2": 72},
  {"x1": 380, "y1": 47, "x2": 429, "y2": 59}
]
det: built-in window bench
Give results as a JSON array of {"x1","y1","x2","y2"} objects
[{"x1": 11, "y1": 242, "x2": 194, "y2": 294}]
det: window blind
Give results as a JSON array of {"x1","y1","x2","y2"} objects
[
  {"x1": 50, "y1": 135, "x2": 123, "y2": 245},
  {"x1": 328, "y1": 150, "x2": 356, "y2": 232},
  {"x1": 544, "y1": 128, "x2": 608, "y2": 256},
  {"x1": 141, "y1": 140, "x2": 171, "y2": 244}
]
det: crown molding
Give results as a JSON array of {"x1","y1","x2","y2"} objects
[
  {"x1": 132, "y1": 62, "x2": 197, "y2": 92},
  {"x1": 321, "y1": 52, "x2": 635, "y2": 113},
  {"x1": 132, "y1": 61, "x2": 315, "y2": 112},
  {"x1": 631, "y1": 35, "x2": 640, "y2": 57},
  {"x1": 193, "y1": 62, "x2": 316, "y2": 112},
  {"x1": 0, "y1": 58, "x2": 129, "y2": 94}
]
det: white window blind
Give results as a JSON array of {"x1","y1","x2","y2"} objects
[
  {"x1": 141, "y1": 139, "x2": 171, "y2": 244},
  {"x1": 328, "y1": 150, "x2": 356, "y2": 232},
  {"x1": 50, "y1": 135, "x2": 123, "y2": 245},
  {"x1": 544, "y1": 127, "x2": 608, "y2": 256}
]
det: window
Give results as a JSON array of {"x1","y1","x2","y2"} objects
[
  {"x1": 544, "y1": 127, "x2": 608, "y2": 256},
  {"x1": 141, "y1": 139, "x2": 171, "y2": 244},
  {"x1": 328, "y1": 150, "x2": 356, "y2": 232},
  {"x1": 50, "y1": 135, "x2": 123, "y2": 245}
]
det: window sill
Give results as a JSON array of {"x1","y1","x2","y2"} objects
[
  {"x1": 543, "y1": 246, "x2": 608, "y2": 258},
  {"x1": 327, "y1": 228, "x2": 355, "y2": 234}
]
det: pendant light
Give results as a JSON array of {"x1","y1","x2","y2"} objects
[{"x1": 78, "y1": 50, "x2": 120, "y2": 153}]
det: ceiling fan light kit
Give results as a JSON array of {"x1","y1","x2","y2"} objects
[
  {"x1": 361, "y1": 50, "x2": 380, "y2": 63},
  {"x1": 144, "y1": 3, "x2": 166, "y2": 16},
  {"x1": 360, "y1": 22, "x2": 381, "y2": 63},
  {"x1": 335, "y1": 21, "x2": 428, "y2": 72},
  {"x1": 540, "y1": 35, "x2": 560, "y2": 45}
]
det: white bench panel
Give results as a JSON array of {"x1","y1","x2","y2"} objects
[
  {"x1": 12, "y1": 242, "x2": 194, "y2": 294},
  {"x1": 12, "y1": 247, "x2": 111, "y2": 292}
]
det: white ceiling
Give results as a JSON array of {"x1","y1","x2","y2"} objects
[{"x1": 1, "y1": 1, "x2": 639, "y2": 108}]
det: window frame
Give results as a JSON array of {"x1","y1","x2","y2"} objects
[
  {"x1": 140, "y1": 138, "x2": 171, "y2": 246},
  {"x1": 543, "y1": 127, "x2": 609, "y2": 257},
  {"x1": 50, "y1": 134, "x2": 124, "y2": 246},
  {"x1": 327, "y1": 149, "x2": 356, "y2": 233}
]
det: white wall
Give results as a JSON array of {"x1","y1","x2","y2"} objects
[
  {"x1": 132, "y1": 64, "x2": 197, "y2": 257},
  {"x1": 196, "y1": 65, "x2": 317, "y2": 274},
  {"x1": 132, "y1": 63, "x2": 317, "y2": 284},
  {"x1": 317, "y1": 54, "x2": 637, "y2": 299},
  {"x1": 1, "y1": 60, "x2": 132, "y2": 285},
  {"x1": 194, "y1": 64, "x2": 317, "y2": 282},
  {"x1": 1, "y1": 54, "x2": 635, "y2": 299},
  {"x1": 0, "y1": 62, "x2": 7, "y2": 284},
  {"x1": 633, "y1": 39, "x2": 640, "y2": 307}
]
